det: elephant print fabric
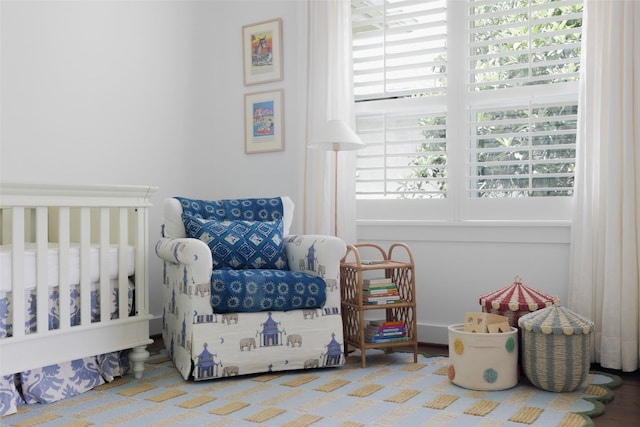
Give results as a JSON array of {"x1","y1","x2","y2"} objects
[
  {"x1": 287, "y1": 334, "x2": 303, "y2": 347},
  {"x1": 188, "y1": 310, "x2": 345, "y2": 380}
]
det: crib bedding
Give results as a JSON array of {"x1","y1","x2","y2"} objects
[
  {"x1": 0, "y1": 246, "x2": 136, "y2": 416},
  {"x1": 0, "y1": 278, "x2": 135, "y2": 338},
  {"x1": 0, "y1": 243, "x2": 135, "y2": 292},
  {"x1": 0, "y1": 279, "x2": 135, "y2": 415}
]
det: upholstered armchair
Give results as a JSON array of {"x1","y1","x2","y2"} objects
[{"x1": 155, "y1": 196, "x2": 347, "y2": 380}]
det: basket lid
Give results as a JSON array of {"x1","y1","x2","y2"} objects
[
  {"x1": 518, "y1": 304, "x2": 594, "y2": 335},
  {"x1": 479, "y1": 275, "x2": 557, "y2": 312}
]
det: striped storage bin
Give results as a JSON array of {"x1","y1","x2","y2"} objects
[
  {"x1": 518, "y1": 305, "x2": 594, "y2": 392},
  {"x1": 479, "y1": 275, "x2": 557, "y2": 329}
]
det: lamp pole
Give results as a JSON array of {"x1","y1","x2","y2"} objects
[{"x1": 309, "y1": 120, "x2": 364, "y2": 238}]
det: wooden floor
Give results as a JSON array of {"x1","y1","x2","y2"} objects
[{"x1": 149, "y1": 337, "x2": 639, "y2": 425}]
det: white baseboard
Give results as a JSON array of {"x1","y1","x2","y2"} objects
[{"x1": 417, "y1": 322, "x2": 450, "y2": 346}]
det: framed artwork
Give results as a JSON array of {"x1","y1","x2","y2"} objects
[
  {"x1": 244, "y1": 89, "x2": 284, "y2": 154},
  {"x1": 242, "y1": 18, "x2": 283, "y2": 85}
]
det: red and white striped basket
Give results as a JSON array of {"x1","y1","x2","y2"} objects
[{"x1": 478, "y1": 275, "x2": 558, "y2": 329}]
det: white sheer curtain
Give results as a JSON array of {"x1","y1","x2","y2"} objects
[
  {"x1": 303, "y1": 0, "x2": 358, "y2": 244},
  {"x1": 568, "y1": 0, "x2": 640, "y2": 372}
]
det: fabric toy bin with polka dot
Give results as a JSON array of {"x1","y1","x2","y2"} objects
[
  {"x1": 518, "y1": 304, "x2": 594, "y2": 392},
  {"x1": 447, "y1": 323, "x2": 519, "y2": 391}
]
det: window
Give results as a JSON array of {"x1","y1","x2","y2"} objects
[{"x1": 352, "y1": 0, "x2": 582, "y2": 221}]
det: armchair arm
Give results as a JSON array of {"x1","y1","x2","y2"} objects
[
  {"x1": 155, "y1": 237, "x2": 213, "y2": 284},
  {"x1": 157, "y1": 237, "x2": 215, "y2": 326},
  {"x1": 285, "y1": 234, "x2": 346, "y2": 284},
  {"x1": 285, "y1": 235, "x2": 345, "y2": 313}
]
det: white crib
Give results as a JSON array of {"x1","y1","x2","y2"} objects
[{"x1": 0, "y1": 182, "x2": 156, "y2": 415}]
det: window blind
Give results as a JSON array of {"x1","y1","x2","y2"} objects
[
  {"x1": 352, "y1": 0, "x2": 582, "y2": 218},
  {"x1": 352, "y1": 0, "x2": 448, "y2": 199},
  {"x1": 356, "y1": 111, "x2": 447, "y2": 199},
  {"x1": 352, "y1": 0, "x2": 447, "y2": 101},
  {"x1": 469, "y1": 0, "x2": 582, "y2": 91},
  {"x1": 468, "y1": 101, "x2": 577, "y2": 197},
  {"x1": 466, "y1": 0, "x2": 581, "y2": 198}
]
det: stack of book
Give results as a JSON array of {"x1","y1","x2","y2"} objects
[
  {"x1": 362, "y1": 277, "x2": 401, "y2": 305},
  {"x1": 364, "y1": 319, "x2": 408, "y2": 343}
]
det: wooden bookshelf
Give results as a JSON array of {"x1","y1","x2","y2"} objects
[{"x1": 340, "y1": 242, "x2": 418, "y2": 368}]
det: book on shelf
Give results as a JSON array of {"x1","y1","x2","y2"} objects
[
  {"x1": 363, "y1": 299, "x2": 403, "y2": 305},
  {"x1": 365, "y1": 334, "x2": 406, "y2": 341},
  {"x1": 368, "y1": 319, "x2": 405, "y2": 327},
  {"x1": 365, "y1": 336, "x2": 409, "y2": 343},
  {"x1": 365, "y1": 324, "x2": 406, "y2": 333},
  {"x1": 364, "y1": 293, "x2": 401, "y2": 302},
  {"x1": 363, "y1": 289, "x2": 399, "y2": 297},
  {"x1": 363, "y1": 277, "x2": 393, "y2": 286},
  {"x1": 364, "y1": 334, "x2": 407, "y2": 340},
  {"x1": 366, "y1": 330, "x2": 404, "y2": 336},
  {"x1": 363, "y1": 284, "x2": 397, "y2": 293},
  {"x1": 365, "y1": 323, "x2": 406, "y2": 332},
  {"x1": 366, "y1": 325, "x2": 406, "y2": 333}
]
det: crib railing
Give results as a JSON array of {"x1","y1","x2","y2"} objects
[{"x1": 0, "y1": 182, "x2": 156, "y2": 376}]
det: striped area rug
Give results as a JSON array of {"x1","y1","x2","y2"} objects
[{"x1": 3, "y1": 349, "x2": 619, "y2": 427}]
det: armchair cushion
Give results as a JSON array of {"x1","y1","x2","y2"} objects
[
  {"x1": 165, "y1": 196, "x2": 294, "y2": 239},
  {"x1": 210, "y1": 268, "x2": 326, "y2": 313},
  {"x1": 182, "y1": 214, "x2": 288, "y2": 270}
]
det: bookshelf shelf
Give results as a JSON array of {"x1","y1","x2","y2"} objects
[{"x1": 340, "y1": 242, "x2": 418, "y2": 368}]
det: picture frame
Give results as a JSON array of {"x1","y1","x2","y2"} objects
[
  {"x1": 242, "y1": 18, "x2": 283, "y2": 86},
  {"x1": 244, "y1": 89, "x2": 284, "y2": 154}
]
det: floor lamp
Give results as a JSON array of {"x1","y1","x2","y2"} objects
[{"x1": 309, "y1": 120, "x2": 364, "y2": 237}]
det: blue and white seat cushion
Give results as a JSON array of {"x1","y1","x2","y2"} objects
[
  {"x1": 210, "y1": 269, "x2": 326, "y2": 313},
  {"x1": 182, "y1": 214, "x2": 289, "y2": 270}
]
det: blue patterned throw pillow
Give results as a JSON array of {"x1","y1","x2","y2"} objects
[
  {"x1": 182, "y1": 214, "x2": 289, "y2": 270},
  {"x1": 176, "y1": 197, "x2": 284, "y2": 222}
]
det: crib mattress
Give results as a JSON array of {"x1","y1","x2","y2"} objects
[{"x1": 0, "y1": 243, "x2": 135, "y2": 292}]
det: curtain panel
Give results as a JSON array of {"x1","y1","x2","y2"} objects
[
  {"x1": 569, "y1": 0, "x2": 640, "y2": 372},
  {"x1": 303, "y1": 0, "x2": 358, "y2": 244}
]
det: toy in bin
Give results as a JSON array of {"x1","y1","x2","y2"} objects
[
  {"x1": 448, "y1": 312, "x2": 518, "y2": 391},
  {"x1": 479, "y1": 276, "x2": 558, "y2": 369}
]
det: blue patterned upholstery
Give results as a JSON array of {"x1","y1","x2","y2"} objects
[
  {"x1": 210, "y1": 269, "x2": 326, "y2": 313},
  {"x1": 182, "y1": 214, "x2": 288, "y2": 270},
  {"x1": 175, "y1": 197, "x2": 284, "y2": 223}
]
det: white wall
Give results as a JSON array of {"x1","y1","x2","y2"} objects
[
  {"x1": 1, "y1": 0, "x2": 308, "y2": 335},
  {"x1": 1, "y1": 0, "x2": 571, "y2": 344},
  {"x1": 358, "y1": 223, "x2": 571, "y2": 344}
]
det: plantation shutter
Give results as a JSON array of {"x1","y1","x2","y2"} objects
[
  {"x1": 352, "y1": 0, "x2": 447, "y2": 101},
  {"x1": 352, "y1": 0, "x2": 447, "y2": 198},
  {"x1": 356, "y1": 111, "x2": 447, "y2": 199},
  {"x1": 352, "y1": 0, "x2": 582, "y2": 219},
  {"x1": 466, "y1": 0, "x2": 582, "y2": 198}
]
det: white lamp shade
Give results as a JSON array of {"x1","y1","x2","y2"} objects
[{"x1": 309, "y1": 120, "x2": 365, "y2": 152}]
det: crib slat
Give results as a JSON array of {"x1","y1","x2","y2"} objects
[
  {"x1": 58, "y1": 207, "x2": 71, "y2": 330},
  {"x1": 99, "y1": 207, "x2": 110, "y2": 323},
  {"x1": 11, "y1": 207, "x2": 25, "y2": 338},
  {"x1": 119, "y1": 207, "x2": 128, "y2": 319},
  {"x1": 80, "y1": 207, "x2": 91, "y2": 326},
  {"x1": 35, "y1": 207, "x2": 48, "y2": 333},
  {"x1": 135, "y1": 206, "x2": 148, "y2": 316}
]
